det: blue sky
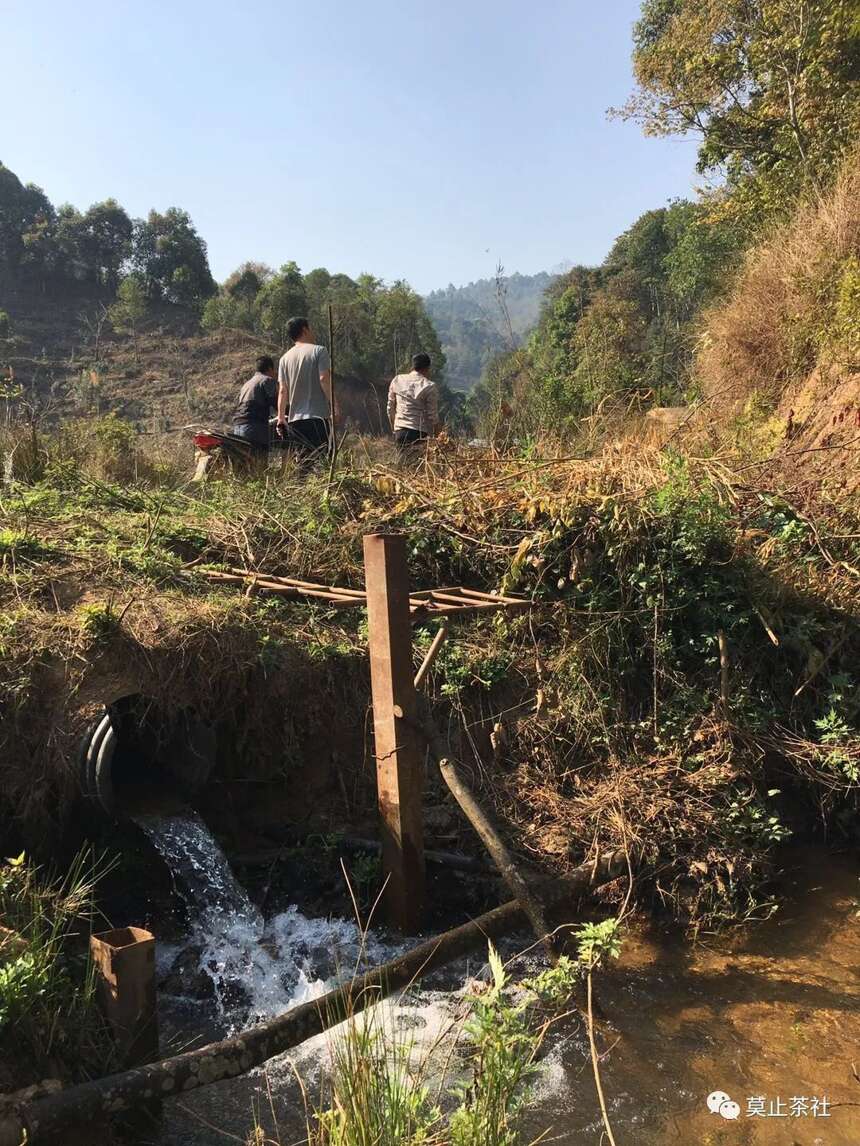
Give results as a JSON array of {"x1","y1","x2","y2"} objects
[{"x1": 2, "y1": 0, "x2": 699, "y2": 293}]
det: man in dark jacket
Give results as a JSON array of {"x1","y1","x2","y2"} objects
[{"x1": 231, "y1": 356, "x2": 278, "y2": 450}]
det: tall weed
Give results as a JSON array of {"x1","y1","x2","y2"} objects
[{"x1": 0, "y1": 849, "x2": 114, "y2": 1087}]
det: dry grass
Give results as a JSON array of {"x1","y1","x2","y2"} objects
[
  {"x1": 0, "y1": 426, "x2": 858, "y2": 927},
  {"x1": 698, "y1": 149, "x2": 860, "y2": 411}
]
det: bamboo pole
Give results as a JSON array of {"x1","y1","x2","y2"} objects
[
  {"x1": 328, "y1": 302, "x2": 338, "y2": 464},
  {"x1": 225, "y1": 568, "x2": 368, "y2": 599},
  {"x1": 197, "y1": 570, "x2": 362, "y2": 608},
  {"x1": 413, "y1": 623, "x2": 449, "y2": 689},
  {"x1": 1, "y1": 850, "x2": 627, "y2": 1145}
]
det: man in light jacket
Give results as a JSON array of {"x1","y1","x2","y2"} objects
[{"x1": 387, "y1": 353, "x2": 438, "y2": 448}]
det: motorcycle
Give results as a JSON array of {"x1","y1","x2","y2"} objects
[
  {"x1": 191, "y1": 418, "x2": 330, "y2": 481},
  {"x1": 190, "y1": 427, "x2": 274, "y2": 481}
]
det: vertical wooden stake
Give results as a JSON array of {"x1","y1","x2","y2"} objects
[{"x1": 363, "y1": 532, "x2": 424, "y2": 932}]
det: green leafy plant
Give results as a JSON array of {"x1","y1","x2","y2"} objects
[
  {"x1": 291, "y1": 942, "x2": 565, "y2": 1146},
  {"x1": 309, "y1": 990, "x2": 440, "y2": 1146},
  {"x1": 523, "y1": 954, "x2": 580, "y2": 1007},
  {"x1": 576, "y1": 918, "x2": 623, "y2": 1146},
  {"x1": 725, "y1": 790, "x2": 791, "y2": 848},
  {"x1": 0, "y1": 529, "x2": 55, "y2": 561},
  {"x1": 448, "y1": 944, "x2": 539, "y2": 1146},
  {"x1": 437, "y1": 644, "x2": 515, "y2": 698},
  {"x1": 814, "y1": 676, "x2": 859, "y2": 782},
  {"x1": 0, "y1": 850, "x2": 114, "y2": 1087},
  {"x1": 575, "y1": 918, "x2": 622, "y2": 969},
  {"x1": 77, "y1": 601, "x2": 119, "y2": 641}
]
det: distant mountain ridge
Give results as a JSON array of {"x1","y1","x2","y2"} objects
[{"x1": 425, "y1": 269, "x2": 556, "y2": 391}]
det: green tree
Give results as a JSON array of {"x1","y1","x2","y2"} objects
[
  {"x1": 19, "y1": 208, "x2": 61, "y2": 288},
  {"x1": 303, "y1": 266, "x2": 333, "y2": 316},
  {"x1": 132, "y1": 208, "x2": 216, "y2": 307},
  {"x1": 202, "y1": 262, "x2": 273, "y2": 333},
  {"x1": 0, "y1": 163, "x2": 55, "y2": 289},
  {"x1": 256, "y1": 261, "x2": 308, "y2": 345},
  {"x1": 662, "y1": 202, "x2": 743, "y2": 317},
  {"x1": 623, "y1": 0, "x2": 860, "y2": 217},
  {"x1": 109, "y1": 274, "x2": 148, "y2": 361},
  {"x1": 224, "y1": 261, "x2": 272, "y2": 301},
  {"x1": 571, "y1": 293, "x2": 647, "y2": 408},
  {"x1": 76, "y1": 200, "x2": 133, "y2": 290},
  {"x1": 528, "y1": 266, "x2": 603, "y2": 401},
  {"x1": 373, "y1": 280, "x2": 443, "y2": 379},
  {"x1": 469, "y1": 347, "x2": 532, "y2": 439}
]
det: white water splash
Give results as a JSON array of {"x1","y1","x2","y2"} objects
[
  {"x1": 138, "y1": 811, "x2": 399, "y2": 1029},
  {"x1": 136, "y1": 810, "x2": 262, "y2": 933},
  {"x1": 143, "y1": 810, "x2": 571, "y2": 1146}
]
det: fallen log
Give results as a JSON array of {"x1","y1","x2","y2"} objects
[
  {"x1": 438, "y1": 756, "x2": 562, "y2": 963},
  {"x1": 0, "y1": 849, "x2": 627, "y2": 1145},
  {"x1": 409, "y1": 695, "x2": 562, "y2": 964}
]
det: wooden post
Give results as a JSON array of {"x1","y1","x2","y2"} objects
[{"x1": 363, "y1": 532, "x2": 424, "y2": 932}]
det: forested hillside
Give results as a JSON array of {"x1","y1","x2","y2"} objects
[
  {"x1": 425, "y1": 270, "x2": 556, "y2": 391},
  {"x1": 0, "y1": 164, "x2": 458, "y2": 430},
  {"x1": 472, "y1": 0, "x2": 860, "y2": 446}
]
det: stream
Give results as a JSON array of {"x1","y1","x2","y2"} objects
[{"x1": 135, "y1": 816, "x2": 859, "y2": 1145}]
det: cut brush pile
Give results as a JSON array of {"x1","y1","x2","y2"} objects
[{"x1": 0, "y1": 429, "x2": 858, "y2": 929}]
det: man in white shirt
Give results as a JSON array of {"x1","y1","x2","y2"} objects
[
  {"x1": 276, "y1": 316, "x2": 332, "y2": 454},
  {"x1": 387, "y1": 353, "x2": 438, "y2": 448}
]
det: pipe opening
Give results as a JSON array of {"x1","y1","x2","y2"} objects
[{"x1": 80, "y1": 694, "x2": 215, "y2": 817}]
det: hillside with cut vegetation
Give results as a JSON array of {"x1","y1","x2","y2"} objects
[{"x1": 0, "y1": 163, "x2": 463, "y2": 434}]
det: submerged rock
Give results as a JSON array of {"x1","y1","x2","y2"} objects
[{"x1": 161, "y1": 946, "x2": 214, "y2": 1000}]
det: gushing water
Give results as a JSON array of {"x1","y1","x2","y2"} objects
[
  {"x1": 137, "y1": 811, "x2": 396, "y2": 1031},
  {"x1": 138, "y1": 818, "x2": 860, "y2": 1145},
  {"x1": 136, "y1": 810, "x2": 262, "y2": 934}
]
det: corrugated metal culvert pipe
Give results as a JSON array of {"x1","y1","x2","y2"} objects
[{"x1": 78, "y1": 694, "x2": 216, "y2": 816}]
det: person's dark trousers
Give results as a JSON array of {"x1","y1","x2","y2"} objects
[
  {"x1": 394, "y1": 428, "x2": 428, "y2": 449},
  {"x1": 289, "y1": 418, "x2": 332, "y2": 456},
  {"x1": 231, "y1": 423, "x2": 270, "y2": 448},
  {"x1": 229, "y1": 424, "x2": 269, "y2": 475}
]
